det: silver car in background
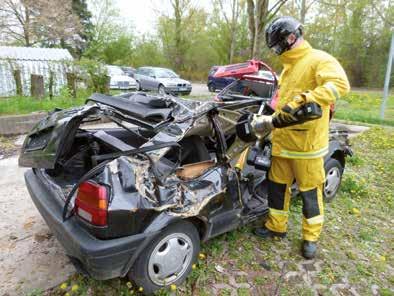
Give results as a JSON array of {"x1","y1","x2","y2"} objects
[
  {"x1": 107, "y1": 65, "x2": 138, "y2": 90},
  {"x1": 134, "y1": 67, "x2": 192, "y2": 95}
]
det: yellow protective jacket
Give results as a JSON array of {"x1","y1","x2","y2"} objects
[{"x1": 272, "y1": 40, "x2": 350, "y2": 159}]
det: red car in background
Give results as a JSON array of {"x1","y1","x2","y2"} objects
[{"x1": 213, "y1": 60, "x2": 279, "y2": 108}]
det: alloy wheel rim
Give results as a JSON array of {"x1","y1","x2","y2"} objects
[
  {"x1": 324, "y1": 166, "x2": 341, "y2": 198},
  {"x1": 159, "y1": 86, "x2": 166, "y2": 95},
  {"x1": 147, "y1": 233, "x2": 193, "y2": 286}
]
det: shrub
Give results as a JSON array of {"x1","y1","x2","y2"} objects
[{"x1": 74, "y1": 59, "x2": 109, "y2": 94}]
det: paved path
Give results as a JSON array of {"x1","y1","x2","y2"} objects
[
  {"x1": 191, "y1": 83, "x2": 212, "y2": 97},
  {"x1": 0, "y1": 122, "x2": 369, "y2": 295}
]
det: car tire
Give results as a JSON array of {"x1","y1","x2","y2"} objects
[
  {"x1": 324, "y1": 158, "x2": 344, "y2": 202},
  {"x1": 158, "y1": 84, "x2": 166, "y2": 95},
  {"x1": 208, "y1": 83, "x2": 215, "y2": 92},
  {"x1": 128, "y1": 220, "x2": 200, "y2": 294}
]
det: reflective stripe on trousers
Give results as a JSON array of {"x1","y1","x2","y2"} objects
[{"x1": 279, "y1": 146, "x2": 329, "y2": 159}]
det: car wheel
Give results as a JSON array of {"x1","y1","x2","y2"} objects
[
  {"x1": 324, "y1": 158, "x2": 344, "y2": 202},
  {"x1": 208, "y1": 83, "x2": 215, "y2": 92},
  {"x1": 128, "y1": 220, "x2": 200, "y2": 294},
  {"x1": 158, "y1": 84, "x2": 166, "y2": 95}
]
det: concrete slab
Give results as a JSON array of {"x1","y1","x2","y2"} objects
[
  {"x1": 331, "y1": 122, "x2": 370, "y2": 138},
  {"x1": 0, "y1": 157, "x2": 75, "y2": 296}
]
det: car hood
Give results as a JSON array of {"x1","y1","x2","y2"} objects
[
  {"x1": 156, "y1": 77, "x2": 190, "y2": 85},
  {"x1": 110, "y1": 75, "x2": 136, "y2": 83}
]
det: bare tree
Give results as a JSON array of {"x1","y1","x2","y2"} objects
[
  {"x1": 34, "y1": 0, "x2": 82, "y2": 47},
  {"x1": 170, "y1": 0, "x2": 194, "y2": 71},
  {"x1": 0, "y1": 0, "x2": 81, "y2": 47},
  {"x1": 295, "y1": 0, "x2": 318, "y2": 24},
  {"x1": 246, "y1": 0, "x2": 288, "y2": 58},
  {"x1": 370, "y1": 0, "x2": 394, "y2": 27},
  {"x1": 88, "y1": 0, "x2": 120, "y2": 45},
  {"x1": 215, "y1": 0, "x2": 243, "y2": 63},
  {"x1": 0, "y1": 0, "x2": 34, "y2": 45}
]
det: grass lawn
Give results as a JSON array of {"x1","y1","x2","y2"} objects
[
  {"x1": 0, "y1": 91, "x2": 206, "y2": 116},
  {"x1": 28, "y1": 126, "x2": 394, "y2": 296},
  {"x1": 0, "y1": 91, "x2": 90, "y2": 116},
  {"x1": 334, "y1": 90, "x2": 394, "y2": 126}
]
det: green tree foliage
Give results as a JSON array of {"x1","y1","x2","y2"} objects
[
  {"x1": 130, "y1": 36, "x2": 168, "y2": 68},
  {"x1": 66, "y1": 0, "x2": 394, "y2": 86},
  {"x1": 75, "y1": 58, "x2": 109, "y2": 93},
  {"x1": 284, "y1": 0, "x2": 393, "y2": 87},
  {"x1": 82, "y1": 0, "x2": 134, "y2": 65},
  {"x1": 157, "y1": 6, "x2": 218, "y2": 79},
  {"x1": 100, "y1": 34, "x2": 134, "y2": 65},
  {"x1": 208, "y1": 2, "x2": 250, "y2": 64}
]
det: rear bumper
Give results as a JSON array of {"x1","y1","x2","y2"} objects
[{"x1": 24, "y1": 169, "x2": 158, "y2": 280}]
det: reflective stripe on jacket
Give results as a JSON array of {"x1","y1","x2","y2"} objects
[{"x1": 272, "y1": 41, "x2": 350, "y2": 159}]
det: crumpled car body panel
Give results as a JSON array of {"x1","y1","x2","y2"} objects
[{"x1": 20, "y1": 92, "x2": 351, "y2": 241}]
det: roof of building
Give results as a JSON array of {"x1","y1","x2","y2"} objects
[{"x1": 0, "y1": 46, "x2": 73, "y2": 61}]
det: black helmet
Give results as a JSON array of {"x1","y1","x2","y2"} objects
[{"x1": 265, "y1": 16, "x2": 303, "y2": 55}]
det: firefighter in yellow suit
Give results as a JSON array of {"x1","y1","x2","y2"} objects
[{"x1": 252, "y1": 16, "x2": 350, "y2": 258}]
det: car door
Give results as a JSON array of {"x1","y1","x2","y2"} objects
[
  {"x1": 135, "y1": 68, "x2": 144, "y2": 88},
  {"x1": 145, "y1": 69, "x2": 159, "y2": 90},
  {"x1": 138, "y1": 69, "x2": 154, "y2": 90},
  {"x1": 217, "y1": 77, "x2": 230, "y2": 90},
  {"x1": 141, "y1": 69, "x2": 151, "y2": 90}
]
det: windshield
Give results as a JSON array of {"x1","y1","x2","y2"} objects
[
  {"x1": 107, "y1": 66, "x2": 125, "y2": 76},
  {"x1": 155, "y1": 68, "x2": 178, "y2": 78},
  {"x1": 258, "y1": 70, "x2": 274, "y2": 80}
]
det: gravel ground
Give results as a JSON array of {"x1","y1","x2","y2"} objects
[
  {"x1": 0, "y1": 136, "x2": 20, "y2": 160},
  {"x1": 0, "y1": 156, "x2": 75, "y2": 296}
]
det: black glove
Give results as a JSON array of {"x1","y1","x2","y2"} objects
[
  {"x1": 272, "y1": 102, "x2": 322, "y2": 128},
  {"x1": 236, "y1": 102, "x2": 322, "y2": 142}
]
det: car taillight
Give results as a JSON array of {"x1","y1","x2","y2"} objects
[{"x1": 75, "y1": 181, "x2": 108, "y2": 226}]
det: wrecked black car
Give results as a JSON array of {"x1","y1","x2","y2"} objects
[{"x1": 19, "y1": 92, "x2": 351, "y2": 294}]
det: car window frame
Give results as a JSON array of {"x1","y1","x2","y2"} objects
[
  {"x1": 148, "y1": 69, "x2": 156, "y2": 78},
  {"x1": 136, "y1": 68, "x2": 144, "y2": 75}
]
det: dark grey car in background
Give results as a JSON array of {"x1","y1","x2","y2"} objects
[
  {"x1": 121, "y1": 66, "x2": 136, "y2": 78},
  {"x1": 134, "y1": 67, "x2": 192, "y2": 95}
]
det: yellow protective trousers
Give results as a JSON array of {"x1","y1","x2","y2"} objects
[{"x1": 265, "y1": 156, "x2": 325, "y2": 242}]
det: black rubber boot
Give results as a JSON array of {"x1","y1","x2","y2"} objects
[
  {"x1": 254, "y1": 226, "x2": 287, "y2": 239},
  {"x1": 302, "y1": 240, "x2": 317, "y2": 259}
]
